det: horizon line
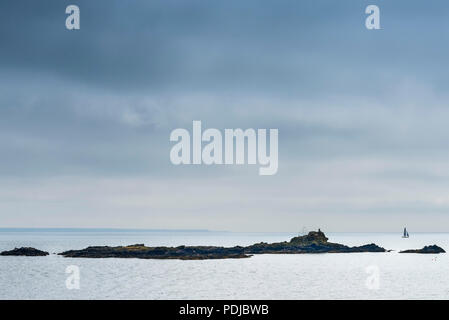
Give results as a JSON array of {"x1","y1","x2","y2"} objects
[{"x1": 0, "y1": 228, "x2": 448, "y2": 233}]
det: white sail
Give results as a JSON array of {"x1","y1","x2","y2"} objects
[{"x1": 403, "y1": 227, "x2": 409, "y2": 238}]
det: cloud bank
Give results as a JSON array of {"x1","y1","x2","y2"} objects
[{"x1": 1, "y1": 0, "x2": 449, "y2": 231}]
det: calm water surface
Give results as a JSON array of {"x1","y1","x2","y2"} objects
[{"x1": 0, "y1": 230, "x2": 448, "y2": 299}]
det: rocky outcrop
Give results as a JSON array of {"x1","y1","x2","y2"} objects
[
  {"x1": 245, "y1": 229, "x2": 385, "y2": 254},
  {"x1": 59, "y1": 231, "x2": 387, "y2": 260},
  {"x1": 0, "y1": 247, "x2": 49, "y2": 256},
  {"x1": 289, "y1": 229, "x2": 328, "y2": 245},
  {"x1": 400, "y1": 245, "x2": 445, "y2": 254},
  {"x1": 60, "y1": 244, "x2": 250, "y2": 260}
]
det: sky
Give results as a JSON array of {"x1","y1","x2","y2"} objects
[{"x1": 1, "y1": 0, "x2": 449, "y2": 231}]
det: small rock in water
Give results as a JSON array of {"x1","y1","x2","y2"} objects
[
  {"x1": 0, "y1": 247, "x2": 49, "y2": 256},
  {"x1": 399, "y1": 245, "x2": 445, "y2": 254}
]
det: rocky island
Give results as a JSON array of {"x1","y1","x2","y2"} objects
[
  {"x1": 244, "y1": 230, "x2": 385, "y2": 254},
  {"x1": 399, "y1": 245, "x2": 446, "y2": 254},
  {"x1": 0, "y1": 247, "x2": 49, "y2": 256},
  {"x1": 59, "y1": 230, "x2": 386, "y2": 260},
  {"x1": 3, "y1": 231, "x2": 446, "y2": 260},
  {"x1": 60, "y1": 243, "x2": 249, "y2": 260}
]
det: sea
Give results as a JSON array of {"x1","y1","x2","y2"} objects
[{"x1": 0, "y1": 229, "x2": 448, "y2": 299}]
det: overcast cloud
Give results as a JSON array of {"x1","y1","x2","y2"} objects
[{"x1": 1, "y1": 0, "x2": 449, "y2": 231}]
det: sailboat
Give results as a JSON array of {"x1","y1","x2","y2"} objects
[{"x1": 402, "y1": 227, "x2": 409, "y2": 238}]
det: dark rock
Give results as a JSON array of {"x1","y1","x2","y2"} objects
[
  {"x1": 60, "y1": 244, "x2": 250, "y2": 260},
  {"x1": 400, "y1": 245, "x2": 445, "y2": 254},
  {"x1": 244, "y1": 239, "x2": 385, "y2": 254},
  {"x1": 59, "y1": 230, "x2": 386, "y2": 260},
  {"x1": 289, "y1": 229, "x2": 328, "y2": 245},
  {"x1": 0, "y1": 247, "x2": 49, "y2": 256}
]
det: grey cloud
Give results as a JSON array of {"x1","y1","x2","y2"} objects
[
  {"x1": 1, "y1": 0, "x2": 449, "y2": 230},
  {"x1": 1, "y1": 0, "x2": 448, "y2": 96}
]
